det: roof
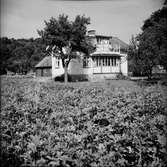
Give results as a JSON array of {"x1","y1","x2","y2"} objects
[
  {"x1": 90, "y1": 36, "x2": 128, "y2": 56},
  {"x1": 95, "y1": 36, "x2": 128, "y2": 49},
  {"x1": 110, "y1": 37, "x2": 128, "y2": 49},
  {"x1": 35, "y1": 56, "x2": 52, "y2": 68},
  {"x1": 87, "y1": 30, "x2": 128, "y2": 49}
]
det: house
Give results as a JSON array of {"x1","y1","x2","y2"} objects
[
  {"x1": 36, "y1": 30, "x2": 128, "y2": 81},
  {"x1": 35, "y1": 56, "x2": 52, "y2": 77},
  {"x1": 152, "y1": 65, "x2": 166, "y2": 74}
]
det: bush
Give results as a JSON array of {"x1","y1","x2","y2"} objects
[
  {"x1": 54, "y1": 74, "x2": 88, "y2": 82},
  {"x1": 116, "y1": 73, "x2": 129, "y2": 80},
  {"x1": 70, "y1": 74, "x2": 88, "y2": 82},
  {"x1": 54, "y1": 73, "x2": 72, "y2": 82}
]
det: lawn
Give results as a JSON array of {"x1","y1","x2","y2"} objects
[{"x1": 1, "y1": 76, "x2": 167, "y2": 167}]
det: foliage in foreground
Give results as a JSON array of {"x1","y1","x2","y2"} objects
[{"x1": 1, "y1": 77, "x2": 167, "y2": 167}]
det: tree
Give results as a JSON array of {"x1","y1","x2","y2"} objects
[
  {"x1": 0, "y1": 37, "x2": 47, "y2": 74},
  {"x1": 128, "y1": 35, "x2": 143, "y2": 76},
  {"x1": 138, "y1": 6, "x2": 167, "y2": 79},
  {"x1": 128, "y1": 4, "x2": 167, "y2": 79},
  {"x1": 38, "y1": 14, "x2": 94, "y2": 83},
  {"x1": 0, "y1": 37, "x2": 11, "y2": 74}
]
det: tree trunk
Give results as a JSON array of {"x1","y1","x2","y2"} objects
[
  {"x1": 147, "y1": 68, "x2": 152, "y2": 80},
  {"x1": 64, "y1": 63, "x2": 68, "y2": 83}
]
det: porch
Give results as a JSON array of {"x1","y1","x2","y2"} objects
[{"x1": 91, "y1": 55, "x2": 121, "y2": 74}]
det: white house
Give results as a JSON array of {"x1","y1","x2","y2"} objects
[{"x1": 35, "y1": 30, "x2": 128, "y2": 81}]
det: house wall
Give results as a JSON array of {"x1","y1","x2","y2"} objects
[
  {"x1": 120, "y1": 53, "x2": 128, "y2": 76},
  {"x1": 36, "y1": 68, "x2": 52, "y2": 77},
  {"x1": 68, "y1": 58, "x2": 84, "y2": 75},
  {"x1": 52, "y1": 55, "x2": 128, "y2": 79},
  {"x1": 36, "y1": 69, "x2": 41, "y2": 77},
  {"x1": 43, "y1": 68, "x2": 52, "y2": 77},
  {"x1": 52, "y1": 56, "x2": 93, "y2": 79},
  {"x1": 52, "y1": 56, "x2": 64, "y2": 78}
]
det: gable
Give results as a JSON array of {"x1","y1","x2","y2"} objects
[{"x1": 35, "y1": 56, "x2": 52, "y2": 68}]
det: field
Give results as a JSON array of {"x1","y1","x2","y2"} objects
[{"x1": 1, "y1": 76, "x2": 167, "y2": 167}]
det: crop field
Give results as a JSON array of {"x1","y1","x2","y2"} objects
[{"x1": 1, "y1": 76, "x2": 167, "y2": 167}]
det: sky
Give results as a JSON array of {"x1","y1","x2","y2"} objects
[{"x1": 0, "y1": 0, "x2": 164, "y2": 44}]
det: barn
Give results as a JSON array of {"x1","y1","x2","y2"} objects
[{"x1": 35, "y1": 56, "x2": 52, "y2": 77}]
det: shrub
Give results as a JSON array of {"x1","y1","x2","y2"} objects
[
  {"x1": 54, "y1": 74, "x2": 88, "y2": 82},
  {"x1": 54, "y1": 73, "x2": 72, "y2": 82},
  {"x1": 116, "y1": 73, "x2": 129, "y2": 80}
]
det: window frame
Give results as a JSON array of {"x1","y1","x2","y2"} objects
[
  {"x1": 83, "y1": 57, "x2": 89, "y2": 68},
  {"x1": 55, "y1": 57, "x2": 60, "y2": 69}
]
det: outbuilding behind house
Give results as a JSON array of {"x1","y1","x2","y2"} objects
[{"x1": 35, "y1": 56, "x2": 52, "y2": 77}]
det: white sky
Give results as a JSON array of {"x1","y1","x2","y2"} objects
[{"x1": 0, "y1": 0, "x2": 164, "y2": 43}]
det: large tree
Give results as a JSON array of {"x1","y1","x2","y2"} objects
[
  {"x1": 128, "y1": 3, "x2": 167, "y2": 79},
  {"x1": 38, "y1": 14, "x2": 94, "y2": 83},
  {"x1": 138, "y1": 5, "x2": 167, "y2": 78},
  {"x1": 128, "y1": 35, "x2": 142, "y2": 76},
  {"x1": 0, "y1": 37, "x2": 47, "y2": 74}
]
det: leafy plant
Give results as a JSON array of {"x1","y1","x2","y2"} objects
[{"x1": 1, "y1": 76, "x2": 167, "y2": 167}]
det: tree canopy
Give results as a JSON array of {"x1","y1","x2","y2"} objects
[
  {"x1": 38, "y1": 14, "x2": 94, "y2": 60},
  {"x1": 0, "y1": 37, "x2": 47, "y2": 74},
  {"x1": 128, "y1": 4, "x2": 167, "y2": 78}
]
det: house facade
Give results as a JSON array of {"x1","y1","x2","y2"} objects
[{"x1": 51, "y1": 30, "x2": 128, "y2": 81}]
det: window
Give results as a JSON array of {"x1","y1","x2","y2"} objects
[
  {"x1": 112, "y1": 44, "x2": 120, "y2": 52},
  {"x1": 96, "y1": 57, "x2": 99, "y2": 66},
  {"x1": 55, "y1": 57, "x2": 60, "y2": 68},
  {"x1": 93, "y1": 57, "x2": 120, "y2": 67},
  {"x1": 102, "y1": 57, "x2": 105, "y2": 66},
  {"x1": 108, "y1": 58, "x2": 110, "y2": 66},
  {"x1": 114, "y1": 58, "x2": 116, "y2": 66},
  {"x1": 98, "y1": 57, "x2": 101, "y2": 66},
  {"x1": 83, "y1": 57, "x2": 89, "y2": 68},
  {"x1": 105, "y1": 57, "x2": 108, "y2": 66},
  {"x1": 111, "y1": 57, "x2": 116, "y2": 66},
  {"x1": 116, "y1": 58, "x2": 120, "y2": 66},
  {"x1": 93, "y1": 57, "x2": 100, "y2": 67},
  {"x1": 97, "y1": 38, "x2": 101, "y2": 44}
]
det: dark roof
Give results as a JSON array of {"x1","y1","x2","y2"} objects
[{"x1": 35, "y1": 56, "x2": 52, "y2": 68}]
